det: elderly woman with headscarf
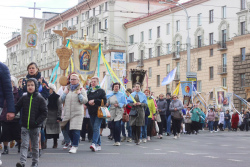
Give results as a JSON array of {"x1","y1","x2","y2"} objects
[
  {"x1": 127, "y1": 82, "x2": 147, "y2": 145},
  {"x1": 106, "y1": 82, "x2": 127, "y2": 146},
  {"x1": 44, "y1": 83, "x2": 62, "y2": 149},
  {"x1": 60, "y1": 74, "x2": 88, "y2": 154}
]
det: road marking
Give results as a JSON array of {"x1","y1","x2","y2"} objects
[
  {"x1": 227, "y1": 153, "x2": 248, "y2": 155},
  {"x1": 139, "y1": 146, "x2": 147, "y2": 148},
  {"x1": 204, "y1": 156, "x2": 218, "y2": 159},
  {"x1": 227, "y1": 159, "x2": 242, "y2": 162},
  {"x1": 144, "y1": 153, "x2": 166, "y2": 155},
  {"x1": 154, "y1": 149, "x2": 161, "y2": 151},
  {"x1": 96, "y1": 153, "x2": 120, "y2": 155},
  {"x1": 168, "y1": 151, "x2": 179, "y2": 153},
  {"x1": 185, "y1": 153, "x2": 208, "y2": 156}
]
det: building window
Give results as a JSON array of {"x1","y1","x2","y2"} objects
[
  {"x1": 149, "y1": 29, "x2": 152, "y2": 40},
  {"x1": 176, "y1": 41, "x2": 180, "y2": 55},
  {"x1": 241, "y1": 0, "x2": 246, "y2": 10},
  {"x1": 176, "y1": 20, "x2": 180, "y2": 32},
  {"x1": 157, "y1": 60, "x2": 160, "y2": 66},
  {"x1": 209, "y1": 10, "x2": 214, "y2": 23},
  {"x1": 86, "y1": 11, "x2": 89, "y2": 19},
  {"x1": 209, "y1": 33, "x2": 213, "y2": 45},
  {"x1": 157, "y1": 26, "x2": 160, "y2": 38},
  {"x1": 129, "y1": 35, "x2": 134, "y2": 45},
  {"x1": 157, "y1": 75, "x2": 160, "y2": 87},
  {"x1": 198, "y1": 36, "x2": 202, "y2": 48},
  {"x1": 222, "y1": 53, "x2": 227, "y2": 70},
  {"x1": 197, "y1": 81, "x2": 202, "y2": 92},
  {"x1": 76, "y1": 16, "x2": 79, "y2": 24},
  {"x1": 222, "y1": 77, "x2": 227, "y2": 87},
  {"x1": 166, "y1": 85, "x2": 170, "y2": 93},
  {"x1": 209, "y1": 66, "x2": 214, "y2": 80},
  {"x1": 141, "y1": 31, "x2": 144, "y2": 42},
  {"x1": 99, "y1": 22, "x2": 101, "y2": 31},
  {"x1": 222, "y1": 6, "x2": 226, "y2": 18},
  {"x1": 129, "y1": 53, "x2": 134, "y2": 63},
  {"x1": 105, "y1": 19, "x2": 108, "y2": 29},
  {"x1": 99, "y1": 5, "x2": 102, "y2": 14},
  {"x1": 210, "y1": 92, "x2": 213, "y2": 100},
  {"x1": 148, "y1": 67, "x2": 152, "y2": 78},
  {"x1": 149, "y1": 48, "x2": 152, "y2": 58},
  {"x1": 167, "y1": 43, "x2": 171, "y2": 54},
  {"x1": 166, "y1": 64, "x2": 170, "y2": 74},
  {"x1": 222, "y1": 29, "x2": 227, "y2": 46},
  {"x1": 198, "y1": 13, "x2": 202, "y2": 26},
  {"x1": 241, "y1": 74, "x2": 245, "y2": 87},
  {"x1": 241, "y1": 47, "x2": 246, "y2": 61},
  {"x1": 157, "y1": 46, "x2": 161, "y2": 57},
  {"x1": 82, "y1": 13, "x2": 85, "y2": 21},
  {"x1": 105, "y1": 2, "x2": 108, "y2": 11},
  {"x1": 241, "y1": 22, "x2": 246, "y2": 35},
  {"x1": 210, "y1": 49, "x2": 213, "y2": 56},
  {"x1": 198, "y1": 58, "x2": 202, "y2": 71},
  {"x1": 167, "y1": 23, "x2": 170, "y2": 34}
]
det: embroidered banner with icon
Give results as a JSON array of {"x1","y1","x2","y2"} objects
[{"x1": 21, "y1": 17, "x2": 45, "y2": 50}]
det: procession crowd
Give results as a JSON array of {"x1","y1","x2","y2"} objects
[{"x1": 0, "y1": 61, "x2": 249, "y2": 167}]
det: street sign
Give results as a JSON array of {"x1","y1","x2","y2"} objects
[{"x1": 186, "y1": 72, "x2": 197, "y2": 78}]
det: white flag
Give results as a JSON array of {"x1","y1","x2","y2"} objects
[
  {"x1": 21, "y1": 17, "x2": 46, "y2": 50},
  {"x1": 161, "y1": 67, "x2": 177, "y2": 86}
]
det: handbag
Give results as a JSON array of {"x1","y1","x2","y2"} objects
[
  {"x1": 155, "y1": 121, "x2": 159, "y2": 133},
  {"x1": 122, "y1": 107, "x2": 129, "y2": 122},
  {"x1": 155, "y1": 111, "x2": 161, "y2": 122},
  {"x1": 97, "y1": 99, "x2": 111, "y2": 118}
]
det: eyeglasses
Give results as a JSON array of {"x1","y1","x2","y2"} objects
[{"x1": 70, "y1": 79, "x2": 78, "y2": 81}]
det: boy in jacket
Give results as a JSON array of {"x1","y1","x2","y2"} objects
[{"x1": 12, "y1": 78, "x2": 48, "y2": 167}]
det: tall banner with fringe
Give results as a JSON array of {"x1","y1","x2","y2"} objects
[
  {"x1": 180, "y1": 81, "x2": 192, "y2": 106},
  {"x1": 21, "y1": 17, "x2": 45, "y2": 50},
  {"x1": 69, "y1": 39, "x2": 99, "y2": 80}
]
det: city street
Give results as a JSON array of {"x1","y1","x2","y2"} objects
[{"x1": 1, "y1": 130, "x2": 250, "y2": 167}]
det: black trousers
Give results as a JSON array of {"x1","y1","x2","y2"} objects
[
  {"x1": 191, "y1": 121, "x2": 200, "y2": 133},
  {"x1": 185, "y1": 123, "x2": 192, "y2": 134},
  {"x1": 132, "y1": 126, "x2": 141, "y2": 143},
  {"x1": 158, "y1": 115, "x2": 166, "y2": 135},
  {"x1": 147, "y1": 118, "x2": 153, "y2": 137},
  {"x1": 213, "y1": 121, "x2": 218, "y2": 131},
  {"x1": 243, "y1": 120, "x2": 249, "y2": 131},
  {"x1": 172, "y1": 119, "x2": 181, "y2": 136},
  {"x1": 81, "y1": 118, "x2": 93, "y2": 140}
]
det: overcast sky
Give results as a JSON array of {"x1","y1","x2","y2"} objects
[{"x1": 0, "y1": 0, "x2": 188, "y2": 63}]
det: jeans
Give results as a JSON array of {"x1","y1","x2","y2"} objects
[
  {"x1": 90, "y1": 115, "x2": 103, "y2": 146},
  {"x1": 141, "y1": 125, "x2": 147, "y2": 139},
  {"x1": 126, "y1": 121, "x2": 132, "y2": 138},
  {"x1": 208, "y1": 121, "x2": 214, "y2": 131},
  {"x1": 121, "y1": 121, "x2": 126, "y2": 137},
  {"x1": 213, "y1": 121, "x2": 218, "y2": 131},
  {"x1": 20, "y1": 127, "x2": 40, "y2": 165},
  {"x1": 165, "y1": 115, "x2": 172, "y2": 134},
  {"x1": 172, "y1": 119, "x2": 181, "y2": 136},
  {"x1": 62, "y1": 128, "x2": 71, "y2": 144},
  {"x1": 224, "y1": 120, "x2": 231, "y2": 130},
  {"x1": 40, "y1": 128, "x2": 45, "y2": 142},
  {"x1": 112, "y1": 120, "x2": 121, "y2": 142},
  {"x1": 66, "y1": 122, "x2": 80, "y2": 147},
  {"x1": 81, "y1": 118, "x2": 93, "y2": 140}
]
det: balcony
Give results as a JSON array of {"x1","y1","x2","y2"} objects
[
  {"x1": 173, "y1": 72, "x2": 180, "y2": 81},
  {"x1": 218, "y1": 65, "x2": 227, "y2": 75},
  {"x1": 172, "y1": 52, "x2": 180, "y2": 60},
  {"x1": 217, "y1": 41, "x2": 227, "y2": 51}
]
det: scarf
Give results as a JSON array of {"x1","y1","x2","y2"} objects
[
  {"x1": 70, "y1": 84, "x2": 79, "y2": 92},
  {"x1": 87, "y1": 85, "x2": 100, "y2": 94}
]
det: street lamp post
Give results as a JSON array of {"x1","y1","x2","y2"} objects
[{"x1": 159, "y1": 0, "x2": 191, "y2": 75}]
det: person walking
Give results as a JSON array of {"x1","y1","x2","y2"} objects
[
  {"x1": 106, "y1": 83, "x2": 126, "y2": 146},
  {"x1": 165, "y1": 93, "x2": 172, "y2": 136},
  {"x1": 169, "y1": 95, "x2": 184, "y2": 139},
  {"x1": 14, "y1": 78, "x2": 48, "y2": 167},
  {"x1": 218, "y1": 109, "x2": 225, "y2": 131},
  {"x1": 44, "y1": 83, "x2": 62, "y2": 149},
  {"x1": 125, "y1": 88, "x2": 132, "y2": 142},
  {"x1": 213, "y1": 109, "x2": 219, "y2": 132},
  {"x1": 231, "y1": 111, "x2": 239, "y2": 131},
  {"x1": 156, "y1": 93, "x2": 168, "y2": 139},
  {"x1": 207, "y1": 108, "x2": 215, "y2": 133},
  {"x1": 86, "y1": 76, "x2": 107, "y2": 152},
  {"x1": 242, "y1": 110, "x2": 249, "y2": 131},
  {"x1": 224, "y1": 110, "x2": 231, "y2": 131},
  {"x1": 60, "y1": 74, "x2": 88, "y2": 153},
  {"x1": 184, "y1": 106, "x2": 192, "y2": 134},
  {"x1": 190, "y1": 103, "x2": 202, "y2": 135},
  {"x1": 127, "y1": 83, "x2": 147, "y2": 145}
]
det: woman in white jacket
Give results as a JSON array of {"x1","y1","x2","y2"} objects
[
  {"x1": 218, "y1": 109, "x2": 225, "y2": 131},
  {"x1": 60, "y1": 74, "x2": 88, "y2": 153}
]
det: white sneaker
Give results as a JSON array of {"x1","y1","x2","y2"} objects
[
  {"x1": 96, "y1": 145, "x2": 101, "y2": 151},
  {"x1": 63, "y1": 143, "x2": 71, "y2": 150},
  {"x1": 116, "y1": 142, "x2": 120, "y2": 146},
  {"x1": 177, "y1": 133, "x2": 180, "y2": 138},
  {"x1": 90, "y1": 143, "x2": 97, "y2": 152},
  {"x1": 215, "y1": 130, "x2": 218, "y2": 133},
  {"x1": 69, "y1": 146, "x2": 78, "y2": 153},
  {"x1": 143, "y1": 139, "x2": 147, "y2": 143},
  {"x1": 173, "y1": 136, "x2": 177, "y2": 139},
  {"x1": 127, "y1": 138, "x2": 132, "y2": 142}
]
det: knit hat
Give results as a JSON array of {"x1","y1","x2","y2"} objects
[{"x1": 48, "y1": 83, "x2": 56, "y2": 92}]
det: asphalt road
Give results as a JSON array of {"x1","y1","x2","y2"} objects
[{"x1": 1, "y1": 130, "x2": 250, "y2": 167}]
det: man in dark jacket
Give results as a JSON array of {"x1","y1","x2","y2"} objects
[
  {"x1": 165, "y1": 93, "x2": 172, "y2": 136},
  {"x1": 12, "y1": 78, "x2": 48, "y2": 167}
]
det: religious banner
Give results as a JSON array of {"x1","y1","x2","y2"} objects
[
  {"x1": 111, "y1": 52, "x2": 126, "y2": 78},
  {"x1": 214, "y1": 87, "x2": 228, "y2": 108},
  {"x1": 181, "y1": 81, "x2": 193, "y2": 106},
  {"x1": 70, "y1": 39, "x2": 99, "y2": 80},
  {"x1": 131, "y1": 69, "x2": 146, "y2": 87},
  {"x1": 21, "y1": 17, "x2": 45, "y2": 50}
]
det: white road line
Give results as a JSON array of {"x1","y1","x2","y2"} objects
[
  {"x1": 204, "y1": 156, "x2": 218, "y2": 159},
  {"x1": 96, "y1": 153, "x2": 120, "y2": 155},
  {"x1": 227, "y1": 159, "x2": 242, "y2": 162},
  {"x1": 227, "y1": 153, "x2": 248, "y2": 155},
  {"x1": 144, "y1": 153, "x2": 166, "y2": 155},
  {"x1": 185, "y1": 153, "x2": 208, "y2": 156},
  {"x1": 168, "y1": 151, "x2": 179, "y2": 153},
  {"x1": 154, "y1": 149, "x2": 161, "y2": 151},
  {"x1": 139, "y1": 146, "x2": 147, "y2": 148}
]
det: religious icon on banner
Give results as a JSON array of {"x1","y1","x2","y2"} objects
[
  {"x1": 79, "y1": 49, "x2": 91, "y2": 71},
  {"x1": 183, "y1": 96, "x2": 191, "y2": 106},
  {"x1": 217, "y1": 91, "x2": 224, "y2": 104},
  {"x1": 26, "y1": 24, "x2": 37, "y2": 48}
]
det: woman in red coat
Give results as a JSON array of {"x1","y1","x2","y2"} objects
[{"x1": 231, "y1": 111, "x2": 239, "y2": 131}]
